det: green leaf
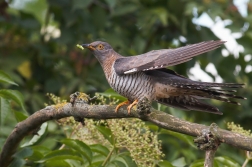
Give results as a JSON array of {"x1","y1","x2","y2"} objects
[
  {"x1": 147, "y1": 124, "x2": 160, "y2": 132},
  {"x1": 28, "y1": 146, "x2": 50, "y2": 161},
  {"x1": 189, "y1": 159, "x2": 205, "y2": 167},
  {"x1": 111, "y1": 4, "x2": 138, "y2": 17},
  {"x1": 96, "y1": 125, "x2": 115, "y2": 145},
  {"x1": 111, "y1": 160, "x2": 127, "y2": 167},
  {"x1": 9, "y1": 158, "x2": 25, "y2": 167},
  {"x1": 105, "y1": 0, "x2": 117, "y2": 9},
  {"x1": 61, "y1": 139, "x2": 93, "y2": 164},
  {"x1": 160, "y1": 129, "x2": 195, "y2": 147},
  {"x1": 113, "y1": 156, "x2": 131, "y2": 167},
  {"x1": 27, "y1": 150, "x2": 44, "y2": 161},
  {"x1": 150, "y1": 7, "x2": 169, "y2": 26},
  {"x1": 13, "y1": 110, "x2": 28, "y2": 122},
  {"x1": 190, "y1": 159, "x2": 220, "y2": 167},
  {"x1": 106, "y1": 163, "x2": 117, "y2": 167},
  {"x1": 214, "y1": 156, "x2": 240, "y2": 167},
  {"x1": 91, "y1": 154, "x2": 106, "y2": 166},
  {"x1": 0, "y1": 97, "x2": 11, "y2": 126},
  {"x1": 10, "y1": 147, "x2": 33, "y2": 167},
  {"x1": 10, "y1": 0, "x2": 48, "y2": 25},
  {"x1": 21, "y1": 122, "x2": 48, "y2": 147},
  {"x1": 0, "y1": 89, "x2": 27, "y2": 113},
  {"x1": 118, "y1": 153, "x2": 137, "y2": 167},
  {"x1": 14, "y1": 147, "x2": 33, "y2": 158},
  {"x1": 90, "y1": 144, "x2": 110, "y2": 156},
  {"x1": 172, "y1": 157, "x2": 186, "y2": 167},
  {"x1": 72, "y1": 0, "x2": 92, "y2": 10},
  {"x1": 31, "y1": 145, "x2": 51, "y2": 155},
  {"x1": 158, "y1": 160, "x2": 175, "y2": 167},
  {"x1": 41, "y1": 149, "x2": 84, "y2": 163},
  {"x1": 91, "y1": 6, "x2": 108, "y2": 29},
  {"x1": 44, "y1": 159, "x2": 72, "y2": 167},
  {"x1": 237, "y1": 34, "x2": 252, "y2": 55},
  {"x1": 0, "y1": 70, "x2": 18, "y2": 85}
]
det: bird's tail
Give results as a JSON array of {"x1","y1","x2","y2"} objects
[
  {"x1": 157, "y1": 82, "x2": 245, "y2": 114},
  {"x1": 157, "y1": 96, "x2": 222, "y2": 114},
  {"x1": 172, "y1": 82, "x2": 246, "y2": 104},
  {"x1": 172, "y1": 81, "x2": 245, "y2": 89}
]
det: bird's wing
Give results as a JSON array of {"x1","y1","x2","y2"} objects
[{"x1": 114, "y1": 40, "x2": 225, "y2": 75}]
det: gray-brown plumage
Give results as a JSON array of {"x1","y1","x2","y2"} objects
[{"x1": 82, "y1": 41, "x2": 245, "y2": 114}]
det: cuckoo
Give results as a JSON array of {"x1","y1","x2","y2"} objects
[{"x1": 81, "y1": 41, "x2": 245, "y2": 114}]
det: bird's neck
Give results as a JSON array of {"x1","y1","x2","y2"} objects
[{"x1": 101, "y1": 51, "x2": 122, "y2": 79}]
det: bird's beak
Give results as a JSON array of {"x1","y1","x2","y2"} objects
[{"x1": 81, "y1": 44, "x2": 95, "y2": 51}]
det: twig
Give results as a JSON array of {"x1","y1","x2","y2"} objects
[
  {"x1": 242, "y1": 151, "x2": 252, "y2": 167},
  {"x1": 204, "y1": 149, "x2": 217, "y2": 167},
  {"x1": 102, "y1": 146, "x2": 115, "y2": 166}
]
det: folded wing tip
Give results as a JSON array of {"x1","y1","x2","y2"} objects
[{"x1": 219, "y1": 40, "x2": 227, "y2": 44}]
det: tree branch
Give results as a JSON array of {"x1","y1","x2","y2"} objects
[{"x1": 1, "y1": 102, "x2": 252, "y2": 167}]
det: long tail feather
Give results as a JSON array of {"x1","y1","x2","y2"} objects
[
  {"x1": 178, "y1": 86, "x2": 245, "y2": 104},
  {"x1": 157, "y1": 96, "x2": 222, "y2": 115},
  {"x1": 172, "y1": 82, "x2": 245, "y2": 88}
]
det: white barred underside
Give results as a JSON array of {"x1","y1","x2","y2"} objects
[{"x1": 107, "y1": 67, "x2": 154, "y2": 101}]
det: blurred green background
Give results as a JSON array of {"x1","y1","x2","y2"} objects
[{"x1": 0, "y1": 0, "x2": 252, "y2": 166}]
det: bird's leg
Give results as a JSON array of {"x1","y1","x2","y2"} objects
[
  {"x1": 127, "y1": 99, "x2": 139, "y2": 114},
  {"x1": 115, "y1": 100, "x2": 130, "y2": 113}
]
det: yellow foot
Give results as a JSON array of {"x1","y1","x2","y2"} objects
[
  {"x1": 127, "y1": 99, "x2": 138, "y2": 114},
  {"x1": 115, "y1": 100, "x2": 130, "y2": 113}
]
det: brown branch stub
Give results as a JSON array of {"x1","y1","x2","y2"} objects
[
  {"x1": 194, "y1": 123, "x2": 221, "y2": 167},
  {"x1": 70, "y1": 92, "x2": 96, "y2": 106},
  {"x1": 70, "y1": 92, "x2": 95, "y2": 125},
  {"x1": 1, "y1": 96, "x2": 252, "y2": 167},
  {"x1": 194, "y1": 123, "x2": 221, "y2": 151},
  {"x1": 137, "y1": 97, "x2": 152, "y2": 116}
]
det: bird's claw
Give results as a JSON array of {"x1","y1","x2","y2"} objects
[
  {"x1": 115, "y1": 100, "x2": 130, "y2": 113},
  {"x1": 126, "y1": 99, "x2": 138, "y2": 114},
  {"x1": 115, "y1": 99, "x2": 150, "y2": 115},
  {"x1": 115, "y1": 100, "x2": 139, "y2": 114}
]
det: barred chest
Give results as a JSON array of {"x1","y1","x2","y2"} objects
[{"x1": 105, "y1": 67, "x2": 155, "y2": 102}]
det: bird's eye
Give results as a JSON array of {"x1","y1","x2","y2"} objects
[{"x1": 97, "y1": 44, "x2": 104, "y2": 50}]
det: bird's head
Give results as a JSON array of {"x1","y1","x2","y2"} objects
[{"x1": 81, "y1": 41, "x2": 114, "y2": 64}]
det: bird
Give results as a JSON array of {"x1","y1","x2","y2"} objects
[{"x1": 81, "y1": 41, "x2": 245, "y2": 115}]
